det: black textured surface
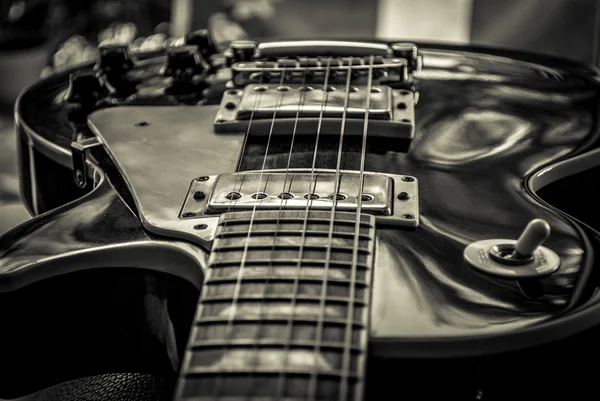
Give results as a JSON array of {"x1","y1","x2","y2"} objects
[{"x1": 33, "y1": 373, "x2": 174, "y2": 401}]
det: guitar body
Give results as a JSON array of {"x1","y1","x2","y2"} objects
[{"x1": 2, "y1": 38, "x2": 600, "y2": 400}]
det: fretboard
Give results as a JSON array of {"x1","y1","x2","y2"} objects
[{"x1": 174, "y1": 210, "x2": 376, "y2": 401}]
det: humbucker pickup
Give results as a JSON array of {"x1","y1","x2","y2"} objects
[
  {"x1": 179, "y1": 170, "x2": 419, "y2": 227},
  {"x1": 214, "y1": 84, "x2": 416, "y2": 140}
]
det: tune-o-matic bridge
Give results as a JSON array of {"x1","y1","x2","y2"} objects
[
  {"x1": 230, "y1": 57, "x2": 408, "y2": 87},
  {"x1": 179, "y1": 170, "x2": 419, "y2": 227}
]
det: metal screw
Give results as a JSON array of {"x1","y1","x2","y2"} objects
[
  {"x1": 194, "y1": 224, "x2": 208, "y2": 230},
  {"x1": 397, "y1": 192, "x2": 410, "y2": 200},
  {"x1": 193, "y1": 191, "x2": 206, "y2": 200},
  {"x1": 196, "y1": 176, "x2": 209, "y2": 181},
  {"x1": 225, "y1": 102, "x2": 236, "y2": 110},
  {"x1": 402, "y1": 213, "x2": 414, "y2": 219},
  {"x1": 182, "y1": 212, "x2": 196, "y2": 218},
  {"x1": 75, "y1": 170, "x2": 84, "y2": 186},
  {"x1": 401, "y1": 176, "x2": 414, "y2": 182}
]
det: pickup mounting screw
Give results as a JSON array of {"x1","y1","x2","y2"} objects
[
  {"x1": 196, "y1": 176, "x2": 209, "y2": 181},
  {"x1": 401, "y1": 176, "x2": 414, "y2": 182},
  {"x1": 182, "y1": 212, "x2": 196, "y2": 218},
  {"x1": 193, "y1": 191, "x2": 206, "y2": 200},
  {"x1": 397, "y1": 192, "x2": 410, "y2": 200}
]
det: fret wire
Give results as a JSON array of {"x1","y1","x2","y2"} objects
[
  {"x1": 340, "y1": 55, "x2": 374, "y2": 401},
  {"x1": 308, "y1": 57, "x2": 355, "y2": 401},
  {"x1": 210, "y1": 67, "x2": 288, "y2": 399}
]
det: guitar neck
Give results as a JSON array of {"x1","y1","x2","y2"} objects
[{"x1": 174, "y1": 210, "x2": 376, "y2": 401}]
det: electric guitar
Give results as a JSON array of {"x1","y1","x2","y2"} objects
[{"x1": 2, "y1": 33, "x2": 600, "y2": 400}]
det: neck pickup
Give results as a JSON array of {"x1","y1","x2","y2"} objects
[{"x1": 179, "y1": 170, "x2": 420, "y2": 228}]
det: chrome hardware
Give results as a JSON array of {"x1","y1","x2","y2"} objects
[
  {"x1": 179, "y1": 169, "x2": 419, "y2": 227},
  {"x1": 230, "y1": 57, "x2": 407, "y2": 86},
  {"x1": 71, "y1": 136, "x2": 102, "y2": 188},
  {"x1": 256, "y1": 40, "x2": 392, "y2": 58},
  {"x1": 214, "y1": 84, "x2": 415, "y2": 140},
  {"x1": 464, "y1": 219, "x2": 560, "y2": 278}
]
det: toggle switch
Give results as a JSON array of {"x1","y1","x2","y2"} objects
[{"x1": 464, "y1": 218, "x2": 560, "y2": 278}]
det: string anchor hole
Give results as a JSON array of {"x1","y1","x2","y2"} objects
[
  {"x1": 325, "y1": 86, "x2": 336, "y2": 92},
  {"x1": 299, "y1": 85, "x2": 314, "y2": 91},
  {"x1": 276, "y1": 86, "x2": 290, "y2": 91},
  {"x1": 254, "y1": 86, "x2": 268, "y2": 92},
  {"x1": 304, "y1": 193, "x2": 320, "y2": 200},
  {"x1": 370, "y1": 88, "x2": 381, "y2": 93},
  {"x1": 361, "y1": 194, "x2": 374, "y2": 201}
]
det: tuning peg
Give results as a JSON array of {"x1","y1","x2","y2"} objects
[
  {"x1": 64, "y1": 71, "x2": 111, "y2": 106},
  {"x1": 95, "y1": 43, "x2": 136, "y2": 76},
  {"x1": 184, "y1": 29, "x2": 217, "y2": 60},
  {"x1": 161, "y1": 45, "x2": 210, "y2": 81}
]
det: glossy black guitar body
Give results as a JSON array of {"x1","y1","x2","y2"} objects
[{"x1": 2, "y1": 37, "x2": 600, "y2": 400}]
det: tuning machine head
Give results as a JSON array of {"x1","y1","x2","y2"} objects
[
  {"x1": 184, "y1": 29, "x2": 217, "y2": 60},
  {"x1": 161, "y1": 45, "x2": 210, "y2": 81},
  {"x1": 95, "y1": 43, "x2": 136, "y2": 76},
  {"x1": 64, "y1": 70, "x2": 112, "y2": 107}
]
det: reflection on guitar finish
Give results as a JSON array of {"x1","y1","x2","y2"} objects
[{"x1": 2, "y1": 36, "x2": 600, "y2": 400}]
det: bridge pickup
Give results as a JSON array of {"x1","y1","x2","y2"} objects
[
  {"x1": 214, "y1": 84, "x2": 415, "y2": 140},
  {"x1": 180, "y1": 170, "x2": 419, "y2": 227}
]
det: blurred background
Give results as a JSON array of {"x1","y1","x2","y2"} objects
[{"x1": 1, "y1": 0, "x2": 599, "y2": 234}]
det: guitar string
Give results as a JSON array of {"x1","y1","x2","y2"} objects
[
  {"x1": 247, "y1": 64, "x2": 308, "y2": 396},
  {"x1": 275, "y1": 57, "x2": 333, "y2": 399},
  {"x1": 338, "y1": 55, "x2": 374, "y2": 401},
  {"x1": 219, "y1": 78, "x2": 265, "y2": 240},
  {"x1": 202, "y1": 70, "x2": 262, "y2": 400},
  {"x1": 307, "y1": 56, "x2": 354, "y2": 401},
  {"x1": 211, "y1": 67, "x2": 287, "y2": 398}
]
